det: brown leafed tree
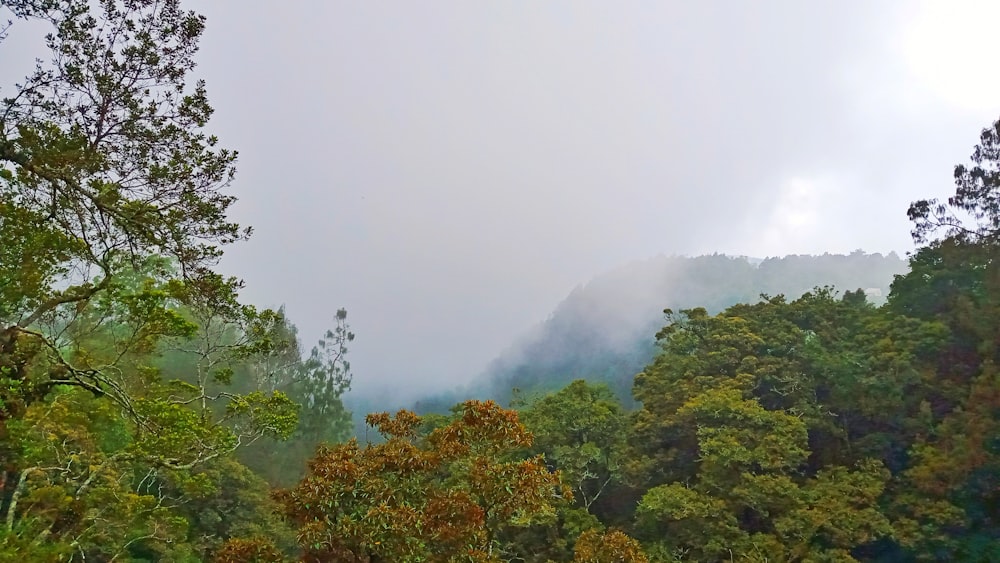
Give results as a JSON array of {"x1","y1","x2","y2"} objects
[{"x1": 277, "y1": 400, "x2": 569, "y2": 563}]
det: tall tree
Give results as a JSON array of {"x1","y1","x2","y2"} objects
[
  {"x1": 0, "y1": 1, "x2": 306, "y2": 555},
  {"x1": 890, "y1": 115, "x2": 1000, "y2": 559},
  {"x1": 0, "y1": 0, "x2": 245, "y2": 422}
]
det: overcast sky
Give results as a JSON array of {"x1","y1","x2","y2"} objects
[{"x1": 5, "y1": 1, "x2": 1000, "y2": 400}]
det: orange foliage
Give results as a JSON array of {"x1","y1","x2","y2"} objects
[
  {"x1": 213, "y1": 536, "x2": 289, "y2": 563},
  {"x1": 573, "y1": 529, "x2": 648, "y2": 563},
  {"x1": 278, "y1": 401, "x2": 566, "y2": 562}
]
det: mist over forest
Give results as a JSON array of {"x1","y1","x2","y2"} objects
[
  {"x1": 399, "y1": 251, "x2": 907, "y2": 415},
  {"x1": 4, "y1": 1, "x2": 1000, "y2": 562}
]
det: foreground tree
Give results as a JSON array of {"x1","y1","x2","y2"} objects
[
  {"x1": 0, "y1": 1, "x2": 309, "y2": 557},
  {"x1": 628, "y1": 291, "x2": 947, "y2": 560},
  {"x1": 572, "y1": 529, "x2": 648, "y2": 563},
  {"x1": 0, "y1": 304, "x2": 305, "y2": 559},
  {"x1": 891, "y1": 116, "x2": 1000, "y2": 559},
  {"x1": 277, "y1": 401, "x2": 568, "y2": 562},
  {"x1": 1, "y1": 0, "x2": 247, "y2": 412},
  {"x1": 520, "y1": 380, "x2": 627, "y2": 515}
]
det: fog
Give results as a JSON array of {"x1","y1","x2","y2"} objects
[{"x1": 4, "y1": 1, "x2": 1000, "y2": 403}]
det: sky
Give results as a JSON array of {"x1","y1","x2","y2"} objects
[{"x1": 4, "y1": 1, "x2": 1000, "y2": 401}]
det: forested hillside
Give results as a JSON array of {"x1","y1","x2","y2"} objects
[
  {"x1": 414, "y1": 251, "x2": 906, "y2": 412},
  {"x1": 2, "y1": 1, "x2": 999, "y2": 561}
]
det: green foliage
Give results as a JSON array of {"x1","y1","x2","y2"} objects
[
  {"x1": 232, "y1": 309, "x2": 355, "y2": 485},
  {"x1": 521, "y1": 380, "x2": 627, "y2": 513},
  {"x1": 0, "y1": 0, "x2": 246, "y2": 417},
  {"x1": 2, "y1": 389, "x2": 189, "y2": 559},
  {"x1": 0, "y1": 383, "x2": 298, "y2": 561},
  {"x1": 177, "y1": 457, "x2": 298, "y2": 558},
  {"x1": 0, "y1": 1, "x2": 284, "y2": 529},
  {"x1": 626, "y1": 290, "x2": 950, "y2": 560},
  {"x1": 0, "y1": 3, "x2": 346, "y2": 559}
]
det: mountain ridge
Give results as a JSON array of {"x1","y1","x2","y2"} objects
[{"x1": 410, "y1": 250, "x2": 908, "y2": 413}]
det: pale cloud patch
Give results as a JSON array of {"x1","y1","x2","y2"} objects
[
  {"x1": 895, "y1": 0, "x2": 1000, "y2": 115},
  {"x1": 752, "y1": 176, "x2": 838, "y2": 256}
]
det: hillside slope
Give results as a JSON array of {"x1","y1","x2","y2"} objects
[{"x1": 414, "y1": 251, "x2": 907, "y2": 411}]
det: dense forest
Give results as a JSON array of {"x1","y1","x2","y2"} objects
[
  {"x1": 411, "y1": 251, "x2": 907, "y2": 413},
  {"x1": 1, "y1": 1, "x2": 999, "y2": 562}
]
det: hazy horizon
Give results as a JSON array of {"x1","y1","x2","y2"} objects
[{"x1": 373, "y1": 249, "x2": 909, "y2": 406}]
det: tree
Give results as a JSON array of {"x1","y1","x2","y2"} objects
[
  {"x1": 213, "y1": 536, "x2": 292, "y2": 563},
  {"x1": 278, "y1": 401, "x2": 568, "y2": 562},
  {"x1": 0, "y1": 315, "x2": 301, "y2": 560},
  {"x1": 520, "y1": 380, "x2": 628, "y2": 515},
  {"x1": 890, "y1": 116, "x2": 1000, "y2": 558},
  {"x1": 627, "y1": 292, "x2": 950, "y2": 559},
  {"x1": 495, "y1": 381, "x2": 635, "y2": 562},
  {"x1": 634, "y1": 383, "x2": 892, "y2": 561},
  {"x1": 1, "y1": 386, "x2": 195, "y2": 560},
  {"x1": 236, "y1": 308, "x2": 355, "y2": 485},
  {"x1": 572, "y1": 529, "x2": 647, "y2": 563},
  {"x1": 175, "y1": 457, "x2": 298, "y2": 560},
  {"x1": 0, "y1": 1, "x2": 314, "y2": 555},
  {"x1": 0, "y1": 0, "x2": 248, "y2": 426},
  {"x1": 909, "y1": 117, "x2": 1000, "y2": 245}
]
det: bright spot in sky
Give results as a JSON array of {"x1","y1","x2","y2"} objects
[
  {"x1": 778, "y1": 178, "x2": 822, "y2": 230},
  {"x1": 898, "y1": 0, "x2": 1000, "y2": 113},
  {"x1": 754, "y1": 176, "x2": 835, "y2": 256}
]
